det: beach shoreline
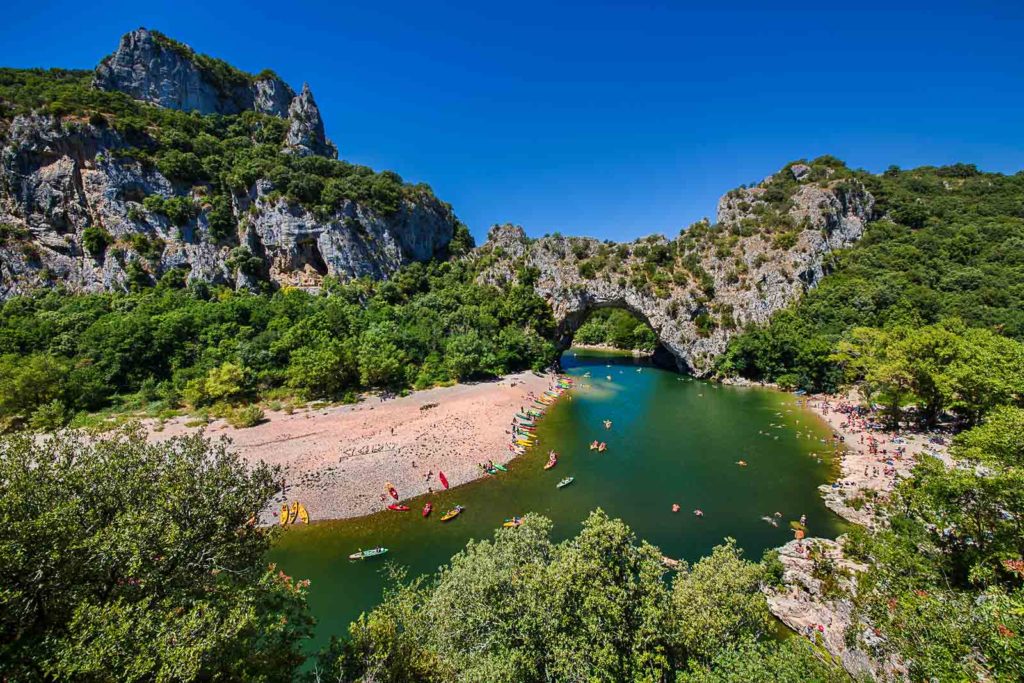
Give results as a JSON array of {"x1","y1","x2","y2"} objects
[
  {"x1": 800, "y1": 392, "x2": 952, "y2": 528},
  {"x1": 149, "y1": 371, "x2": 559, "y2": 524}
]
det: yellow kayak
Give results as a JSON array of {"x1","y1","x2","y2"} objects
[
  {"x1": 289, "y1": 501, "x2": 299, "y2": 524},
  {"x1": 297, "y1": 502, "x2": 309, "y2": 524},
  {"x1": 279, "y1": 504, "x2": 289, "y2": 526},
  {"x1": 440, "y1": 505, "x2": 464, "y2": 522}
]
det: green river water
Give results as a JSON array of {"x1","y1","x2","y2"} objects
[{"x1": 269, "y1": 349, "x2": 846, "y2": 654}]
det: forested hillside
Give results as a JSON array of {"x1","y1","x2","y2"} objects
[
  {"x1": 719, "y1": 162, "x2": 1024, "y2": 395},
  {"x1": 0, "y1": 261, "x2": 556, "y2": 431}
]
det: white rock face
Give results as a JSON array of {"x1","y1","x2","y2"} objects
[
  {"x1": 94, "y1": 28, "x2": 295, "y2": 117},
  {"x1": 0, "y1": 115, "x2": 455, "y2": 298},
  {"x1": 476, "y1": 174, "x2": 875, "y2": 376},
  {"x1": 285, "y1": 84, "x2": 338, "y2": 159}
]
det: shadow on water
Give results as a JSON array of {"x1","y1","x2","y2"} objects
[{"x1": 269, "y1": 348, "x2": 846, "y2": 656}]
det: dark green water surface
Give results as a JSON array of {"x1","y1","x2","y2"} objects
[{"x1": 269, "y1": 349, "x2": 845, "y2": 652}]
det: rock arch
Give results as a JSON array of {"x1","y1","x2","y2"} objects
[
  {"x1": 555, "y1": 299, "x2": 681, "y2": 371},
  {"x1": 476, "y1": 172, "x2": 875, "y2": 377}
]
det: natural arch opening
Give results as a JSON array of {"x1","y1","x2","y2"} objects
[
  {"x1": 574, "y1": 308, "x2": 658, "y2": 352},
  {"x1": 556, "y1": 304, "x2": 682, "y2": 373}
]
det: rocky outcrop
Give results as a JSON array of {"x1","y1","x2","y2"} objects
[
  {"x1": 94, "y1": 28, "x2": 294, "y2": 117},
  {"x1": 285, "y1": 84, "x2": 337, "y2": 159},
  {"x1": 0, "y1": 114, "x2": 453, "y2": 298},
  {"x1": 94, "y1": 29, "x2": 336, "y2": 157},
  {"x1": 0, "y1": 29, "x2": 446, "y2": 298},
  {"x1": 476, "y1": 170, "x2": 875, "y2": 375},
  {"x1": 765, "y1": 538, "x2": 903, "y2": 680}
]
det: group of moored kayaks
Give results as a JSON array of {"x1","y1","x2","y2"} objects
[
  {"x1": 279, "y1": 501, "x2": 309, "y2": 525},
  {"x1": 353, "y1": 376, "x2": 579, "y2": 561}
]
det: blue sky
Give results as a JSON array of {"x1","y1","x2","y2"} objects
[{"x1": 4, "y1": 1, "x2": 1023, "y2": 243}]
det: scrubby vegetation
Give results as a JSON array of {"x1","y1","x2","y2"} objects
[
  {"x1": 716, "y1": 158, "x2": 1024, "y2": 681},
  {"x1": 0, "y1": 259, "x2": 557, "y2": 431}
]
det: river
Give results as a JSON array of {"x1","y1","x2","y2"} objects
[{"x1": 269, "y1": 348, "x2": 846, "y2": 654}]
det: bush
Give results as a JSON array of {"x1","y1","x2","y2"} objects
[
  {"x1": 81, "y1": 225, "x2": 112, "y2": 257},
  {"x1": 226, "y1": 404, "x2": 265, "y2": 428}
]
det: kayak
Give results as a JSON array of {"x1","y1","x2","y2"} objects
[
  {"x1": 422, "y1": 502, "x2": 432, "y2": 517},
  {"x1": 289, "y1": 501, "x2": 299, "y2": 524},
  {"x1": 440, "y1": 505, "x2": 464, "y2": 522},
  {"x1": 503, "y1": 517, "x2": 523, "y2": 528},
  {"x1": 296, "y1": 502, "x2": 310, "y2": 524},
  {"x1": 439, "y1": 471, "x2": 449, "y2": 489},
  {"x1": 388, "y1": 486, "x2": 399, "y2": 500},
  {"x1": 557, "y1": 477, "x2": 574, "y2": 489},
  {"x1": 492, "y1": 463, "x2": 508, "y2": 472},
  {"x1": 279, "y1": 504, "x2": 289, "y2": 526},
  {"x1": 387, "y1": 504, "x2": 410, "y2": 512},
  {"x1": 543, "y1": 459, "x2": 557, "y2": 470},
  {"x1": 349, "y1": 547, "x2": 388, "y2": 560}
]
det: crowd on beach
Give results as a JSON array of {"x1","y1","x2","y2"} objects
[{"x1": 801, "y1": 394, "x2": 951, "y2": 529}]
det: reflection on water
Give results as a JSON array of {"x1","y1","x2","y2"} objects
[{"x1": 269, "y1": 349, "x2": 845, "y2": 655}]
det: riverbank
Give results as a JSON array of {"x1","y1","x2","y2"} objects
[
  {"x1": 567, "y1": 343, "x2": 652, "y2": 357},
  {"x1": 802, "y1": 393, "x2": 952, "y2": 528},
  {"x1": 763, "y1": 391, "x2": 953, "y2": 679},
  {"x1": 150, "y1": 371, "x2": 554, "y2": 523}
]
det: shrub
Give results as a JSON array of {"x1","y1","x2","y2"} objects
[
  {"x1": 81, "y1": 226, "x2": 112, "y2": 257},
  {"x1": 226, "y1": 404, "x2": 265, "y2": 428}
]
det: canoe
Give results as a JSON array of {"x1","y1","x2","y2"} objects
[
  {"x1": 349, "y1": 547, "x2": 388, "y2": 560},
  {"x1": 387, "y1": 504, "x2": 410, "y2": 511},
  {"x1": 439, "y1": 471, "x2": 449, "y2": 489},
  {"x1": 296, "y1": 502, "x2": 309, "y2": 524},
  {"x1": 422, "y1": 502, "x2": 432, "y2": 517},
  {"x1": 279, "y1": 504, "x2": 289, "y2": 526},
  {"x1": 557, "y1": 477, "x2": 574, "y2": 489},
  {"x1": 543, "y1": 459, "x2": 557, "y2": 470},
  {"x1": 289, "y1": 501, "x2": 299, "y2": 524},
  {"x1": 388, "y1": 486, "x2": 399, "y2": 500},
  {"x1": 440, "y1": 505, "x2": 464, "y2": 522}
]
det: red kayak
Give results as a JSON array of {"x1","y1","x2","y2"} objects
[
  {"x1": 422, "y1": 502, "x2": 432, "y2": 517},
  {"x1": 388, "y1": 487, "x2": 399, "y2": 500},
  {"x1": 439, "y1": 471, "x2": 449, "y2": 489},
  {"x1": 387, "y1": 504, "x2": 410, "y2": 511}
]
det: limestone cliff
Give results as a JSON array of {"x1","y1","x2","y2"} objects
[
  {"x1": 0, "y1": 30, "x2": 453, "y2": 297},
  {"x1": 94, "y1": 28, "x2": 336, "y2": 157},
  {"x1": 475, "y1": 160, "x2": 876, "y2": 376}
]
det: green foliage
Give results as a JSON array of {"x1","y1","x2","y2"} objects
[
  {"x1": 678, "y1": 637, "x2": 847, "y2": 683},
  {"x1": 829, "y1": 320, "x2": 1024, "y2": 426},
  {"x1": 0, "y1": 260, "x2": 557, "y2": 425},
  {"x1": 81, "y1": 225, "x2": 112, "y2": 257},
  {"x1": 0, "y1": 66, "x2": 446, "y2": 253},
  {"x1": 226, "y1": 403, "x2": 265, "y2": 428},
  {"x1": 323, "y1": 511, "x2": 818, "y2": 681},
  {"x1": 849, "y1": 410, "x2": 1024, "y2": 680},
  {"x1": 720, "y1": 164, "x2": 1024, "y2": 392},
  {"x1": 670, "y1": 539, "x2": 774, "y2": 664},
  {"x1": 574, "y1": 308, "x2": 658, "y2": 350},
  {"x1": 0, "y1": 427, "x2": 312, "y2": 680}
]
